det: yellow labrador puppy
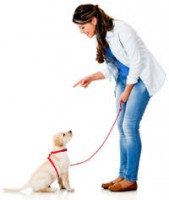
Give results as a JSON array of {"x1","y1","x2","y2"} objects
[{"x1": 4, "y1": 130, "x2": 74, "y2": 192}]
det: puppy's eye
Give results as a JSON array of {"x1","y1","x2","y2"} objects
[{"x1": 63, "y1": 133, "x2": 65, "y2": 137}]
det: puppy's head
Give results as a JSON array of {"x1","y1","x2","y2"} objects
[{"x1": 53, "y1": 130, "x2": 73, "y2": 147}]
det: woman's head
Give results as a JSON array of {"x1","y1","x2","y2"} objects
[
  {"x1": 73, "y1": 4, "x2": 114, "y2": 63},
  {"x1": 75, "y1": 18, "x2": 97, "y2": 38}
]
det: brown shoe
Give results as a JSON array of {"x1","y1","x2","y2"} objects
[
  {"x1": 108, "y1": 179, "x2": 137, "y2": 192},
  {"x1": 101, "y1": 177, "x2": 124, "y2": 189}
]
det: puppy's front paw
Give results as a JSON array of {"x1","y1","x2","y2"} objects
[{"x1": 66, "y1": 187, "x2": 75, "y2": 192}]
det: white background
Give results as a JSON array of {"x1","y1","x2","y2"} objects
[{"x1": 0, "y1": 0, "x2": 169, "y2": 200}]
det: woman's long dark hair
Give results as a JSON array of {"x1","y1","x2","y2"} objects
[{"x1": 72, "y1": 4, "x2": 114, "y2": 63}]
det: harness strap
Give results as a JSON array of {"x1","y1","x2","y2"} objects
[{"x1": 47, "y1": 148, "x2": 67, "y2": 177}]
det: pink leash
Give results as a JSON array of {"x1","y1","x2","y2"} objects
[{"x1": 70, "y1": 102, "x2": 123, "y2": 167}]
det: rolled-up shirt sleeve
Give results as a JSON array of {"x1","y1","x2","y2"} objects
[
  {"x1": 99, "y1": 64, "x2": 114, "y2": 81},
  {"x1": 99, "y1": 62, "x2": 118, "y2": 81},
  {"x1": 99, "y1": 65, "x2": 111, "y2": 79}
]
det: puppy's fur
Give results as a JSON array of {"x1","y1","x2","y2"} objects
[{"x1": 4, "y1": 130, "x2": 74, "y2": 192}]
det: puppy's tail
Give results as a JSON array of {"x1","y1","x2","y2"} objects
[{"x1": 3, "y1": 183, "x2": 29, "y2": 192}]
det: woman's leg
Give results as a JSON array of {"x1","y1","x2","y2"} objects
[
  {"x1": 101, "y1": 77, "x2": 126, "y2": 189},
  {"x1": 115, "y1": 79, "x2": 127, "y2": 179},
  {"x1": 109, "y1": 79, "x2": 150, "y2": 191},
  {"x1": 122, "y1": 79, "x2": 150, "y2": 181}
]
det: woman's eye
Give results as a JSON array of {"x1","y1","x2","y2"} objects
[{"x1": 63, "y1": 133, "x2": 65, "y2": 136}]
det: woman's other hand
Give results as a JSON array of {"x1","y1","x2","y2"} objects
[
  {"x1": 73, "y1": 71, "x2": 105, "y2": 88},
  {"x1": 73, "y1": 76, "x2": 92, "y2": 88}
]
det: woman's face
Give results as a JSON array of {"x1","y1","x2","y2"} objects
[{"x1": 77, "y1": 17, "x2": 97, "y2": 38}]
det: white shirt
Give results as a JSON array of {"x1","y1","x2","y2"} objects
[{"x1": 100, "y1": 20, "x2": 166, "y2": 96}]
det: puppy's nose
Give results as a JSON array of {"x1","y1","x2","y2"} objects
[{"x1": 68, "y1": 130, "x2": 72, "y2": 135}]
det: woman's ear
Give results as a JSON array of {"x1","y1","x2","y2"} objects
[{"x1": 91, "y1": 17, "x2": 97, "y2": 25}]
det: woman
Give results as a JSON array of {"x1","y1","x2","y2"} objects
[{"x1": 72, "y1": 4, "x2": 165, "y2": 192}]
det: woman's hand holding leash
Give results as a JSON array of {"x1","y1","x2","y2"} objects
[{"x1": 120, "y1": 84, "x2": 134, "y2": 103}]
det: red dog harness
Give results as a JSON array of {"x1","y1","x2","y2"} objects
[{"x1": 47, "y1": 148, "x2": 67, "y2": 178}]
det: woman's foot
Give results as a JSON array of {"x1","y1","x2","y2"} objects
[
  {"x1": 101, "y1": 177, "x2": 124, "y2": 189},
  {"x1": 108, "y1": 179, "x2": 137, "y2": 192}
]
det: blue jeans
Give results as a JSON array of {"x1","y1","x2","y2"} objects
[{"x1": 115, "y1": 76, "x2": 150, "y2": 181}]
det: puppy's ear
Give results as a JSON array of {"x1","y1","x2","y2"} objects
[{"x1": 54, "y1": 136, "x2": 63, "y2": 147}]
